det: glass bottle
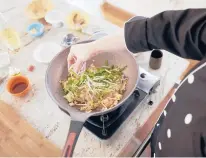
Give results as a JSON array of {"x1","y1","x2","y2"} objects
[{"x1": 0, "y1": 12, "x2": 21, "y2": 51}]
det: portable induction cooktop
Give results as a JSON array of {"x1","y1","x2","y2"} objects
[{"x1": 84, "y1": 67, "x2": 160, "y2": 139}]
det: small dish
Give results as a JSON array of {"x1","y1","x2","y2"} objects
[
  {"x1": 33, "y1": 42, "x2": 62, "y2": 64},
  {"x1": 66, "y1": 10, "x2": 89, "y2": 31},
  {"x1": 25, "y1": 0, "x2": 54, "y2": 20},
  {"x1": 45, "y1": 10, "x2": 64, "y2": 28},
  {"x1": 27, "y1": 22, "x2": 44, "y2": 37},
  {"x1": 6, "y1": 75, "x2": 31, "y2": 97}
]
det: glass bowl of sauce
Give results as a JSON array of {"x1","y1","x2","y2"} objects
[{"x1": 6, "y1": 75, "x2": 31, "y2": 97}]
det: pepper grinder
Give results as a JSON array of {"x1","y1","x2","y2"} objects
[{"x1": 149, "y1": 49, "x2": 163, "y2": 70}]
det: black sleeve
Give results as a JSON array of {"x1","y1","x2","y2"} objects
[{"x1": 124, "y1": 9, "x2": 206, "y2": 60}]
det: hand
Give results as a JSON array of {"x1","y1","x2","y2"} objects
[
  {"x1": 67, "y1": 30, "x2": 126, "y2": 72},
  {"x1": 67, "y1": 42, "x2": 97, "y2": 72}
]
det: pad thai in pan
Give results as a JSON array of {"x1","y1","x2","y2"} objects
[
  {"x1": 46, "y1": 40, "x2": 139, "y2": 157},
  {"x1": 61, "y1": 61, "x2": 128, "y2": 112}
]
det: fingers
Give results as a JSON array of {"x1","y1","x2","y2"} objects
[
  {"x1": 67, "y1": 55, "x2": 85, "y2": 73},
  {"x1": 67, "y1": 53, "x2": 76, "y2": 69},
  {"x1": 73, "y1": 59, "x2": 85, "y2": 73}
]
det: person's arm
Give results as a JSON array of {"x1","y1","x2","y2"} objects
[
  {"x1": 68, "y1": 9, "x2": 206, "y2": 71},
  {"x1": 91, "y1": 29, "x2": 126, "y2": 54},
  {"x1": 91, "y1": 17, "x2": 146, "y2": 54},
  {"x1": 125, "y1": 9, "x2": 206, "y2": 60}
]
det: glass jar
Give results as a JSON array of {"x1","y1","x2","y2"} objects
[{"x1": 0, "y1": 12, "x2": 21, "y2": 51}]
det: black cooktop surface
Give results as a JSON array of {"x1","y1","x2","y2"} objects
[{"x1": 84, "y1": 89, "x2": 147, "y2": 139}]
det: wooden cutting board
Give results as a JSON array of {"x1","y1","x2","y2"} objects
[
  {"x1": 100, "y1": 2, "x2": 135, "y2": 27},
  {"x1": 0, "y1": 100, "x2": 61, "y2": 157}
]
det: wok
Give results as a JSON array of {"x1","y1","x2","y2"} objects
[{"x1": 45, "y1": 40, "x2": 139, "y2": 157}]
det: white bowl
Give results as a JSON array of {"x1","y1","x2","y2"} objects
[
  {"x1": 45, "y1": 10, "x2": 64, "y2": 28},
  {"x1": 33, "y1": 42, "x2": 62, "y2": 64}
]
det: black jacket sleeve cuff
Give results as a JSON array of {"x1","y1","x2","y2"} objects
[{"x1": 124, "y1": 16, "x2": 150, "y2": 53}]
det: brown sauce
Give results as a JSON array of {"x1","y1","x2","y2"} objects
[{"x1": 11, "y1": 82, "x2": 28, "y2": 93}]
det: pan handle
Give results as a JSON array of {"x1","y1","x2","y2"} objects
[{"x1": 62, "y1": 120, "x2": 84, "y2": 157}]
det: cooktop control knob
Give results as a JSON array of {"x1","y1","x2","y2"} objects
[{"x1": 140, "y1": 73, "x2": 146, "y2": 78}]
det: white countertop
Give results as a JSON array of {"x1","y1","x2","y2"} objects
[{"x1": 0, "y1": 0, "x2": 191, "y2": 156}]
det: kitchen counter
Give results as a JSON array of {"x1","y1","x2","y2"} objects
[{"x1": 0, "y1": 0, "x2": 190, "y2": 157}]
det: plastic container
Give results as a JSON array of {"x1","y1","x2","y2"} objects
[{"x1": 27, "y1": 22, "x2": 44, "y2": 37}]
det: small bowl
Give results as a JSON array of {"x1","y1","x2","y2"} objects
[
  {"x1": 66, "y1": 10, "x2": 89, "y2": 31},
  {"x1": 27, "y1": 22, "x2": 44, "y2": 37},
  {"x1": 45, "y1": 10, "x2": 64, "y2": 28},
  {"x1": 25, "y1": 0, "x2": 54, "y2": 20},
  {"x1": 6, "y1": 75, "x2": 31, "y2": 97}
]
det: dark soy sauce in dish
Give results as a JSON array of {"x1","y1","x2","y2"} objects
[{"x1": 12, "y1": 82, "x2": 28, "y2": 93}]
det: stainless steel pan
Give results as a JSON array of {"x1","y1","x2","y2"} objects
[{"x1": 45, "y1": 40, "x2": 139, "y2": 157}]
